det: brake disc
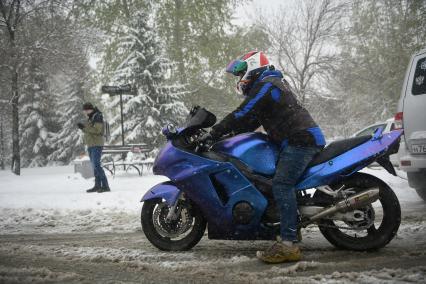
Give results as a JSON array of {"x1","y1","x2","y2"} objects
[
  {"x1": 344, "y1": 204, "x2": 375, "y2": 229},
  {"x1": 318, "y1": 204, "x2": 376, "y2": 231},
  {"x1": 152, "y1": 202, "x2": 193, "y2": 238}
]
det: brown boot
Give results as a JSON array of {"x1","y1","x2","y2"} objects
[{"x1": 256, "y1": 242, "x2": 301, "y2": 264}]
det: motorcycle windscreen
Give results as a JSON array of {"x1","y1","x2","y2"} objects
[{"x1": 182, "y1": 106, "x2": 216, "y2": 135}]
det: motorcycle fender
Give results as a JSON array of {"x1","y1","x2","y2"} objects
[{"x1": 141, "y1": 182, "x2": 180, "y2": 206}]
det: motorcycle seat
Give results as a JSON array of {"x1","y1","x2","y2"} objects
[{"x1": 308, "y1": 135, "x2": 371, "y2": 167}]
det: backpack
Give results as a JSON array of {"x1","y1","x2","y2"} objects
[
  {"x1": 103, "y1": 119, "x2": 111, "y2": 142},
  {"x1": 93, "y1": 112, "x2": 111, "y2": 142}
]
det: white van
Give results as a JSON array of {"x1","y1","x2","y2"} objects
[{"x1": 396, "y1": 48, "x2": 426, "y2": 201}]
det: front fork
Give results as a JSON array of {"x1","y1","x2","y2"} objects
[{"x1": 165, "y1": 191, "x2": 183, "y2": 222}]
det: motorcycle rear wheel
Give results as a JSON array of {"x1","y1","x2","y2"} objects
[
  {"x1": 141, "y1": 198, "x2": 206, "y2": 251},
  {"x1": 316, "y1": 172, "x2": 401, "y2": 251}
]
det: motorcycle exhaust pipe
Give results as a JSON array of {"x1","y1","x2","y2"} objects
[{"x1": 302, "y1": 188, "x2": 380, "y2": 226}]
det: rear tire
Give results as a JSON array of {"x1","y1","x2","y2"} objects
[
  {"x1": 141, "y1": 198, "x2": 206, "y2": 251},
  {"x1": 316, "y1": 173, "x2": 401, "y2": 251}
]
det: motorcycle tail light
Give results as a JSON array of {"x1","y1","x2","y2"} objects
[{"x1": 394, "y1": 112, "x2": 403, "y2": 130}]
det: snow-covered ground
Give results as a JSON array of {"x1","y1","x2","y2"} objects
[
  {"x1": 0, "y1": 166, "x2": 167, "y2": 234},
  {"x1": 0, "y1": 165, "x2": 423, "y2": 234},
  {"x1": 1, "y1": 166, "x2": 425, "y2": 283}
]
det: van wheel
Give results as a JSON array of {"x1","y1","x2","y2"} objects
[{"x1": 415, "y1": 187, "x2": 426, "y2": 202}]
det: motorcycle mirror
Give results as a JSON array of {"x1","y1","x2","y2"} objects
[{"x1": 162, "y1": 123, "x2": 178, "y2": 139}]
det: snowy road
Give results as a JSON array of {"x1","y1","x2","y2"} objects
[
  {"x1": 1, "y1": 166, "x2": 426, "y2": 283},
  {"x1": 1, "y1": 226, "x2": 426, "y2": 283}
]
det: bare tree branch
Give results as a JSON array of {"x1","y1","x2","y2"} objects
[{"x1": 257, "y1": 0, "x2": 345, "y2": 104}]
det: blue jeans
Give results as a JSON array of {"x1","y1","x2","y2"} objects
[
  {"x1": 272, "y1": 145, "x2": 321, "y2": 242},
  {"x1": 88, "y1": 146, "x2": 109, "y2": 188}
]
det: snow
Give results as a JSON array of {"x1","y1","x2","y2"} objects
[
  {"x1": 0, "y1": 166, "x2": 167, "y2": 234},
  {"x1": 1, "y1": 239, "x2": 425, "y2": 283},
  {"x1": 269, "y1": 267, "x2": 426, "y2": 283},
  {"x1": 0, "y1": 165, "x2": 423, "y2": 236},
  {"x1": 72, "y1": 155, "x2": 90, "y2": 162},
  {"x1": 0, "y1": 166, "x2": 425, "y2": 282},
  {"x1": 0, "y1": 166, "x2": 423, "y2": 234},
  {"x1": 0, "y1": 265, "x2": 82, "y2": 283},
  {"x1": 105, "y1": 10, "x2": 187, "y2": 149},
  {"x1": 362, "y1": 167, "x2": 421, "y2": 204}
]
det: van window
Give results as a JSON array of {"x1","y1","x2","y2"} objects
[{"x1": 412, "y1": 57, "x2": 426, "y2": 96}]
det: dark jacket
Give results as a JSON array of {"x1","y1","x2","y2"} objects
[
  {"x1": 212, "y1": 69, "x2": 325, "y2": 147},
  {"x1": 83, "y1": 109, "x2": 104, "y2": 147}
]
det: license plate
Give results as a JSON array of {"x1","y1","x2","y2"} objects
[{"x1": 412, "y1": 144, "x2": 426, "y2": 154}]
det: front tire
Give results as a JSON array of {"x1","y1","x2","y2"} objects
[
  {"x1": 141, "y1": 198, "x2": 206, "y2": 251},
  {"x1": 316, "y1": 173, "x2": 401, "y2": 251}
]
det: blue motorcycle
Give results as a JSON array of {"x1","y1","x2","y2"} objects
[{"x1": 141, "y1": 107, "x2": 402, "y2": 251}]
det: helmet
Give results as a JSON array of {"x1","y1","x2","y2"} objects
[{"x1": 226, "y1": 51, "x2": 269, "y2": 95}]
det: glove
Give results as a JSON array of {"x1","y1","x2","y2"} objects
[
  {"x1": 198, "y1": 131, "x2": 213, "y2": 145},
  {"x1": 77, "y1": 122, "x2": 85, "y2": 130}
]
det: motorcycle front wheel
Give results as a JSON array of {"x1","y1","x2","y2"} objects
[
  {"x1": 316, "y1": 172, "x2": 401, "y2": 251},
  {"x1": 141, "y1": 198, "x2": 206, "y2": 251}
]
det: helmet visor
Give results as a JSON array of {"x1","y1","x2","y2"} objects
[{"x1": 226, "y1": 60, "x2": 247, "y2": 76}]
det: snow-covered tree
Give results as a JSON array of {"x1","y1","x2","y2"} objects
[
  {"x1": 0, "y1": 1, "x2": 99, "y2": 171},
  {"x1": 19, "y1": 58, "x2": 58, "y2": 167},
  {"x1": 48, "y1": 79, "x2": 86, "y2": 163},
  {"x1": 106, "y1": 11, "x2": 187, "y2": 149}
]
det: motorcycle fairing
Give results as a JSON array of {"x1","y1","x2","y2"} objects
[
  {"x1": 148, "y1": 141, "x2": 274, "y2": 239},
  {"x1": 142, "y1": 129, "x2": 403, "y2": 240},
  {"x1": 296, "y1": 130, "x2": 403, "y2": 189},
  {"x1": 141, "y1": 182, "x2": 181, "y2": 206},
  {"x1": 177, "y1": 166, "x2": 273, "y2": 240},
  {"x1": 211, "y1": 130, "x2": 403, "y2": 189},
  {"x1": 212, "y1": 133, "x2": 279, "y2": 176}
]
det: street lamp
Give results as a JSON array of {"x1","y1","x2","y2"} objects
[{"x1": 101, "y1": 84, "x2": 135, "y2": 146}]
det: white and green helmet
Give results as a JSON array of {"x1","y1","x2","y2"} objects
[{"x1": 226, "y1": 51, "x2": 270, "y2": 95}]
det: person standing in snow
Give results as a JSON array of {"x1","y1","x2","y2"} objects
[
  {"x1": 200, "y1": 51, "x2": 325, "y2": 263},
  {"x1": 77, "y1": 102, "x2": 110, "y2": 193}
]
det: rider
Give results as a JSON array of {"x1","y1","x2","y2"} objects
[{"x1": 202, "y1": 51, "x2": 326, "y2": 263}]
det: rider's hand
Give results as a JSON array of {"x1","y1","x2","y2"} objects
[{"x1": 198, "y1": 131, "x2": 213, "y2": 145}]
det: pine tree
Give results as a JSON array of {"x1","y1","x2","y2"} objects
[
  {"x1": 48, "y1": 79, "x2": 86, "y2": 163},
  {"x1": 19, "y1": 57, "x2": 58, "y2": 167},
  {"x1": 106, "y1": 11, "x2": 187, "y2": 149}
]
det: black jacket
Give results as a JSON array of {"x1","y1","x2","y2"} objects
[{"x1": 212, "y1": 70, "x2": 325, "y2": 147}]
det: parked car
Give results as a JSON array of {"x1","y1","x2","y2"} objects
[
  {"x1": 353, "y1": 118, "x2": 398, "y2": 166},
  {"x1": 396, "y1": 48, "x2": 426, "y2": 201},
  {"x1": 353, "y1": 119, "x2": 395, "y2": 137}
]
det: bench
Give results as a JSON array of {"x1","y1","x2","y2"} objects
[{"x1": 101, "y1": 144, "x2": 153, "y2": 176}]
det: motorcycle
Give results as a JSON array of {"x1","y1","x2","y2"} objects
[{"x1": 141, "y1": 107, "x2": 402, "y2": 251}]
